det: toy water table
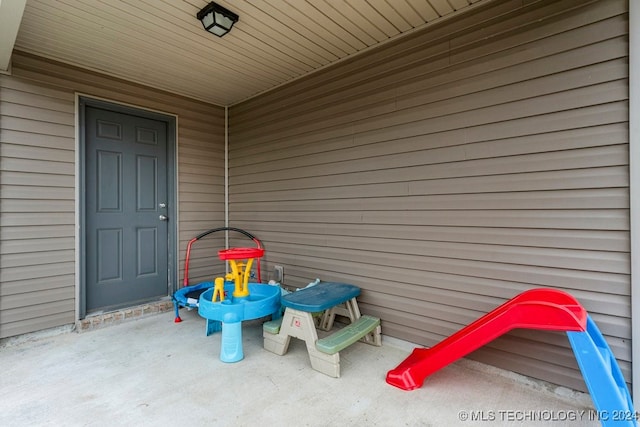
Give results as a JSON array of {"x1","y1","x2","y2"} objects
[
  {"x1": 172, "y1": 227, "x2": 264, "y2": 323},
  {"x1": 198, "y1": 246, "x2": 281, "y2": 363}
]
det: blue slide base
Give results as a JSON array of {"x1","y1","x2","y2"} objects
[{"x1": 567, "y1": 315, "x2": 637, "y2": 427}]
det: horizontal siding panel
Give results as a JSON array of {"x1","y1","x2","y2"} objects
[
  {"x1": 178, "y1": 196, "x2": 225, "y2": 207},
  {"x1": 235, "y1": 51, "x2": 627, "y2": 145},
  {"x1": 409, "y1": 168, "x2": 628, "y2": 197},
  {"x1": 232, "y1": 144, "x2": 628, "y2": 187},
  {"x1": 0, "y1": 237, "x2": 74, "y2": 254},
  {"x1": 0, "y1": 76, "x2": 76, "y2": 102},
  {"x1": 180, "y1": 265, "x2": 217, "y2": 281},
  {"x1": 1, "y1": 213, "x2": 75, "y2": 227},
  {"x1": 178, "y1": 153, "x2": 225, "y2": 168},
  {"x1": 393, "y1": 89, "x2": 629, "y2": 150},
  {"x1": 177, "y1": 116, "x2": 225, "y2": 133},
  {"x1": 400, "y1": 42, "x2": 628, "y2": 114},
  {"x1": 0, "y1": 287, "x2": 75, "y2": 310},
  {"x1": 232, "y1": 209, "x2": 628, "y2": 230},
  {"x1": 178, "y1": 177, "x2": 225, "y2": 190},
  {"x1": 177, "y1": 220, "x2": 227, "y2": 235},
  {"x1": 1, "y1": 275, "x2": 75, "y2": 296},
  {"x1": 1, "y1": 116, "x2": 74, "y2": 137},
  {"x1": 450, "y1": 0, "x2": 626, "y2": 63},
  {"x1": 0, "y1": 262, "x2": 75, "y2": 282},
  {"x1": 367, "y1": 292, "x2": 631, "y2": 338},
  {"x1": 376, "y1": 295, "x2": 630, "y2": 341},
  {"x1": 0, "y1": 237, "x2": 75, "y2": 255},
  {"x1": 0, "y1": 299, "x2": 74, "y2": 324},
  {"x1": 233, "y1": 188, "x2": 628, "y2": 211},
  {"x1": 1, "y1": 101, "x2": 75, "y2": 125},
  {"x1": 2, "y1": 250, "x2": 74, "y2": 269},
  {"x1": 351, "y1": 82, "x2": 627, "y2": 144},
  {"x1": 0, "y1": 225, "x2": 75, "y2": 240},
  {"x1": 508, "y1": 328, "x2": 630, "y2": 362},
  {"x1": 232, "y1": 167, "x2": 629, "y2": 200},
  {"x1": 176, "y1": 163, "x2": 224, "y2": 178},
  {"x1": 248, "y1": 224, "x2": 629, "y2": 252},
  {"x1": 11, "y1": 52, "x2": 219, "y2": 117},
  {"x1": 178, "y1": 211, "x2": 230, "y2": 223},
  {"x1": 256, "y1": 247, "x2": 630, "y2": 303},
  {"x1": 232, "y1": 0, "x2": 618, "y2": 125},
  {"x1": 0, "y1": 311, "x2": 74, "y2": 339},
  {"x1": 259, "y1": 260, "x2": 581, "y2": 299},
  {"x1": 233, "y1": 123, "x2": 628, "y2": 175},
  {"x1": 176, "y1": 206, "x2": 224, "y2": 219},
  {"x1": 0, "y1": 87, "x2": 75, "y2": 112},
  {"x1": 1, "y1": 143, "x2": 74, "y2": 163},
  {"x1": 180, "y1": 145, "x2": 224, "y2": 162},
  {"x1": 232, "y1": 7, "x2": 627, "y2": 142},
  {"x1": 232, "y1": 101, "x2": 628, "y2": 164},
  {"x1": 280, "y1": 253, "x2": 630, "y2": 303},
  {"x1": 376, "y1": 308, "x2": 629, "y2": 359},
  {"x1": 0, "y1": 157, "x2": 75, "y2": 175},
  {"x1": 178, "y1": 202, "x2": 226, "y2": 214},
  {"x1": 375, "y1": 305, "x2": 628, "y2": 359},
  {"x1": 233, "y1": 164, "x2": 629, "y2": 195},
  {"x1": 0, "y1": 129, "x2": 73, "y2": 150},
  {"x1": 470, "y1": 102, "x2": 627, "y2": 145},
  {"x1": 247, "y1": 234, "x2": 629, "y2": 274},
  {"x1": 232, "y1": 74, "x2": 628, "y2": 153},
  {"x1": 0, "y1": 171, "x2": 74, "y2": 187},
  {"x1": 1, "y1": 200, "x2": 75, "y2": 213},
  {"x1": 179, "y1": 254, "x2": 226, "y2": 270},
  {"x1": 1, "y1": 186, "x2": 74, "y2": 200},
  {"x1": 452, "y1": 0, "x2": 624, "y2": 46},
  {"x1": 178, "y1": 237, "x2": 225, "y2": 252}
]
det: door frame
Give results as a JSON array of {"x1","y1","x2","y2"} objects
[{"x1": 77, "y1": 95, "x2": 178, "y2": 318}]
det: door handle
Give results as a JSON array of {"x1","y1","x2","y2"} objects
[{"x1": 159, "y1": 215, "x2": 168, "y2": 221}]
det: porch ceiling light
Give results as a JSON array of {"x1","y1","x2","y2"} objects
[{"x1": 197, "y1": 2, "x2": 239, "y2": 38}]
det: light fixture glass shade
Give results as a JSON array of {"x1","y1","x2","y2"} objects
[{"x1": 197, "y1": 2, "x2": 239, "y2": 37}]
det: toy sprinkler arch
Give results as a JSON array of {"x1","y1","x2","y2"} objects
[{"x1": 172, "y1": 227, "x2": 263, "y2": 323}]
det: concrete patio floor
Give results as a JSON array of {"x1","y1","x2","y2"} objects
[{"x1": 0, "y1": 309, "x2": 600, "y2": 427}]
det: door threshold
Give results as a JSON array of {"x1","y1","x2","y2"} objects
[{"x1": 77, "y1": 299, "x2": 173, "y2": 333}]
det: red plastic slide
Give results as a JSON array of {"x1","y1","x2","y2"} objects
[{"x1": 386, "y1": 288, "x2": 587, "y2": 390}]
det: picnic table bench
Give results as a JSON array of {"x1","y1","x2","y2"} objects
[{"x1": 263, "y1": 281, "x2": 381, "y2": 377}]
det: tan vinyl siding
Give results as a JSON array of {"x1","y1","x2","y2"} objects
[
  {"x1": 228, "y1": 0, "x2": 629, "y2": 392},
  {"x1": 0, "y1": 52, "x2": 225, "y2": 338}
]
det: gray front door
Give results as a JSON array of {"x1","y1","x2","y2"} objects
[{"x1": 84, "y1": 105, "x2": 169, "y2": 312}]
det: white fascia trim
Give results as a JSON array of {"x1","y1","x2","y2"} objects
[{"x1": 630, "y1": 0, "x2": 639, "y2": 406}]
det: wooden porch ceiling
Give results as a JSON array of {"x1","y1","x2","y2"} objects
[{"x1": 12, "y1": 0, "x2": 489, "y2": 106}]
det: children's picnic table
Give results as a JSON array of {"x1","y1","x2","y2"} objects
[{"x1": 263, "y1": 281, "x2": 381, "y2": 377}]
